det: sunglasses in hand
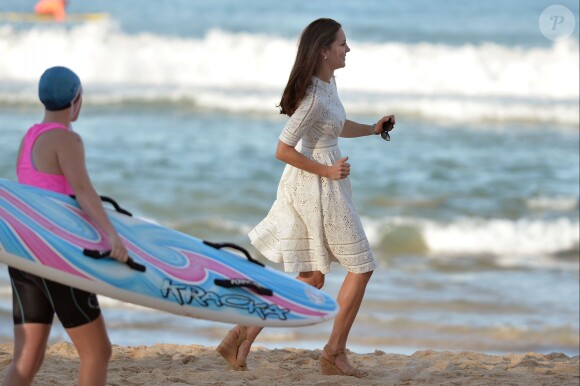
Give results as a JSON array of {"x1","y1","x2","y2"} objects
[{"x1": 381, "y1": 121, "x2": 394, "y2": 141}]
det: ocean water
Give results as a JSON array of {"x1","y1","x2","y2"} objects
[{"x1": 0, "y1": 0, "x2": 578, "y2": 356}]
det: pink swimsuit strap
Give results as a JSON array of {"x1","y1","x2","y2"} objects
[{"x1": 16, "y1": 123, "x2": 74, "y2": 195}]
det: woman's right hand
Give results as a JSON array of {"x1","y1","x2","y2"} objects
[
  {"x1": 108, "y1": 233, "x2": 129, "y2": 263},
  {"x1": 326, "y1": 156, "x2": 350, "y2": 180}
]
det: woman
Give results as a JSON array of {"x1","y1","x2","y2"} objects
[
  {"x1": 2, "y1": 66, "x2": 128, "y2": 386},
  {"x1": 217, "y1": 18, "x2": 395, "y2": 378}
]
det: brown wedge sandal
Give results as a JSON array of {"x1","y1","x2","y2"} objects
[
  {"x1": 319, "y1": 344, "x2": 367, "y2": 378},
  {"x1": 216, "y1": 326, "x2": 247, "y2": 371}
]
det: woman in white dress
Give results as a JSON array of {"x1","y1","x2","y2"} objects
[{"x1": 217, "y1": 18, "x2": 395, "y2": 378}]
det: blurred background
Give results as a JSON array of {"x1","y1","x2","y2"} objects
[{"x1": 0, "y1": 0, "x2": 578, "y2": 356}]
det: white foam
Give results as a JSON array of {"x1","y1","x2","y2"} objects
[
  {"x1": 0, "y1": 22, "x2": 578, "y2": 125},
  {"x1": 363, "y1": 216, "x2": 580, "y2": 260},
  {"x1": 527, "y1": 195, "x2": 579, "y2": 211},
  {"x1": 183, "y1": 214, "x2": 579, "y2": 264},
  {"x1": 420, "y1": 217, "x2": 579, "y2": 256}
]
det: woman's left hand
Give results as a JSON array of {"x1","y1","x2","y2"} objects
[
  {"x1": 373, "y1": 115, "x2": 396, "y2": 134},
  {"x1": 373, "y1": 115, "x2": 395, "y2": 134}
]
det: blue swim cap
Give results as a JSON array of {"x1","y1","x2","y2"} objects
[{"x1": 38, "y1": 66, "x2": 81, "y2": 111}]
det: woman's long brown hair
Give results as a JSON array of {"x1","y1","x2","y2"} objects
[{"x1": 278, "y1": 18, "x2": 341, "y2": 116}]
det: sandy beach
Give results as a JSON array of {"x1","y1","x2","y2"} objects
[{"x1": 1, "y1": 342, "x2": 578, "y2": 385}]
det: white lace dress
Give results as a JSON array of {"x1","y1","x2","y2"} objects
[{"x1": 249, "y1": 76, "x2": 377, "y2": 274}]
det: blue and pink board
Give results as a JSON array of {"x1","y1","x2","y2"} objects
[{"x1": 0, "y1": 179, "x2": 338, "y2": 327}]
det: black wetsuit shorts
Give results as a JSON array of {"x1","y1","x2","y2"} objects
[{"x1": 8, "y1": 267, "x2": 101, "y2": 329}]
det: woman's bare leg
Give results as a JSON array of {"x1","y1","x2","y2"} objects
[
  {"x1": 322, "y1": 270, "x2": 373, "y2": 372},
  {"x1": 1, "y1": 324, "x2": 51, "y2": 386},
  {"x1": 66, "y1": 315, "x2": 112, "y2": 386},
  {"x1": 234, "y1": 271, "x2": 326, "y2": 366}
]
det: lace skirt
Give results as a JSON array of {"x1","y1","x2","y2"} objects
[{"x1": 249, "y1": 144, "x2": 377, "y2": 274}]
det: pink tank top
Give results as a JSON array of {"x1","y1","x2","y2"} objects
[{"x1": 16, "y1": 123, "x2": 74, "y2": 195}]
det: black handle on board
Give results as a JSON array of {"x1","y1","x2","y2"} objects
[
  {"x1": 69, "y1": 195, "x2": 133, "y2": 217},
  {"x1": 83, "y1": 249, "x2": 146, "y2": 272},
  {"x1": 214, "y1": 278, "x2": 274, "y2": 296},
  {"x1": 203, "y1": 241, "x2": 265, "y2": 267}
]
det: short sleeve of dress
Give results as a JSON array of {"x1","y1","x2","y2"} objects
[{"x1": 279, "y1": 90, "x2": 323, "y2": 147}]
